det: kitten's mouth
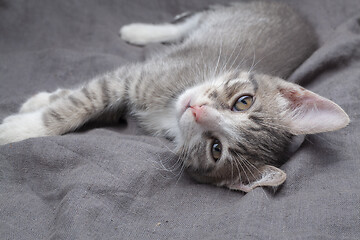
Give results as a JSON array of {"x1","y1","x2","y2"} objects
[{"x1": 178, "y1": 98, "x2": 192, "y2": 118}]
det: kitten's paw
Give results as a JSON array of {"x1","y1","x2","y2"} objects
[
  {"x1": 0, "y1": 111, "x2": 48, "y2": 145},
  {"x1": 120, "y1": 23, "x2": 177, "y2": 45},
  {"x1": 120, "y1": 23, "x2": 154, "y2": 45},
  {"x1": 19, "y1": 92, "x2": 52, "y2": 113}
]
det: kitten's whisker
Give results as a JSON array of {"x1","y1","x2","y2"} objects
[
  {"x1": 148, "y1": 154, "x2": 184, "y2": 180},
  {"x1": 234, "y1": 152, "x2": 268, "y2": 199},
  {"x1": 247, "y1": 44, "x2": 278, "y2": 74},
  {"x1": 248, "y1": 39, "x2": 256, "y2": 74},
  {"x1": 236, "y1": 159, "x2": 250, "y2": 189},
  {"x1": 232, "y1": 158, "x2": 243, "y2": 186},
  {"x1": 220, "y1": 34, "x2": 240, "y2": 73},
  {"x1": 158, "y1": 155, "x2": 181, "y2": 174},
  {"x1": 213, "y1": 36, "x2": 224, "y2": 77},
  {"x1": 163, "y1": 159, "x2": 182, "y2": 173},
  {"x1": 229, "y1": 41, "x2": 246, "y2": 71},
  {"x1": 233, "y1": 53, "x2": 248, "y2": 74},
  {"x1": 248, "y1": 55, "x2": 265, "y2": 74},
  {"x1": 229, "y1": 158, "x2": 234, "y2": 184},
  {"x1": 152, "y1": 138, "x2": 187, "y2": 178},
  {"x1": 175, "y1": 161, "x2": 186, "y2": 186},
  {"x1": 242, "y1": 160, "x2": 269, "y2": 200},
  {"x1": 155, "y1": 137, "x2": 175, "y2": 154}
]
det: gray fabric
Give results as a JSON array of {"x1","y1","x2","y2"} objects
[{"x1": 0, "y1": 0, "x2": 359, "y2": 239}]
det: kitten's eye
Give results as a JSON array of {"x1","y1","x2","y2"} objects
[
  {"x1": 232, "y1": 95, "x2": 253, "y2": 111},
  {"x1": 211, "y1": 139, "x2": 222, "y2": 162}
]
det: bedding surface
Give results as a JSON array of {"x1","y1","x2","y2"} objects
[{"x1": 0, "y1": 0, "x2": 359, "y2": 239}]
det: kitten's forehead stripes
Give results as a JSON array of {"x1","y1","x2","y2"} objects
[
  {"x1": 222, "y1": 71, "x2": 240, "y2": 89},
  {"x1": 224, "y1": 82, "x2": 248, "y2": 100},
  {"x1": 223, "y1": 73, "x2": 259, "y2": 101}
]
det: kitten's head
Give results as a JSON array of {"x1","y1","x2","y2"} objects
[{"x1": 175, "y1": 71, "x2": 349, "y2": 192}]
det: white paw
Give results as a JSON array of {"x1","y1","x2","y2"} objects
[
  {"x1": 0, "y1": 111, "x2": 48, "y2": 145},
  {"x1": 120, "y1": 23, "x2": 177, "y2": 45},
  {"x1": 120, "y1": 23, "x2": 154, "y2": 45},
  {"x1": 19, "y1": 91, "x2": 52, "y2": 113}
]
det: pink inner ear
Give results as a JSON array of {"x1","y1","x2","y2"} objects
[{"x1": 280, "y1": 87, "x2": 350, "y2": 135}]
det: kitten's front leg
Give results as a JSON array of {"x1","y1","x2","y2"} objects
[{"x1": 0, "y1": 69, "x2": 129, "y2": 145}]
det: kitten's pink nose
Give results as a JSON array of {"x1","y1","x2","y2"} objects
[{"x1": 190, "y1": 105, "x2": 205, "y2": 122}]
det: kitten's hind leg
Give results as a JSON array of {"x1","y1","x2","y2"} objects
[{"x1": 119, "y1": 12, "x2": 202, "y2": 46}]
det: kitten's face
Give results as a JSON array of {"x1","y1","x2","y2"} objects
[
  {"x1": 175, "y1": 71, "x2": 291, "y2": 189},
  {"x1": 175, "y1": 71, "x2": 349, "y2": 191}
]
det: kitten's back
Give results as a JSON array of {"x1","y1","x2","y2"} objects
[{"x1": 169, "y1": 1, "x2": 317, "y2": 79}]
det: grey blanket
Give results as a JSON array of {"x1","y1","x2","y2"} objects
[{"x1": 1, "y1": 0, "x2": 359, "y2": 239}]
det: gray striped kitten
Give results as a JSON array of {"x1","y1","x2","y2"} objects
[{"x1": 0, "y1": 2, "x2": 349, "y2": 192}]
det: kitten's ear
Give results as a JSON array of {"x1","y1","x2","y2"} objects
[
  {"x1": 278, "y1": 83, "x2": 350, "y2": 135},
  {"x1": 227, "y1": 165, "x2": 286, "y2": 193}
]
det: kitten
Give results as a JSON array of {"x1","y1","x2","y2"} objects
[{"x1": 0, "y1": 2, "x2": 349, "y2": 192}]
